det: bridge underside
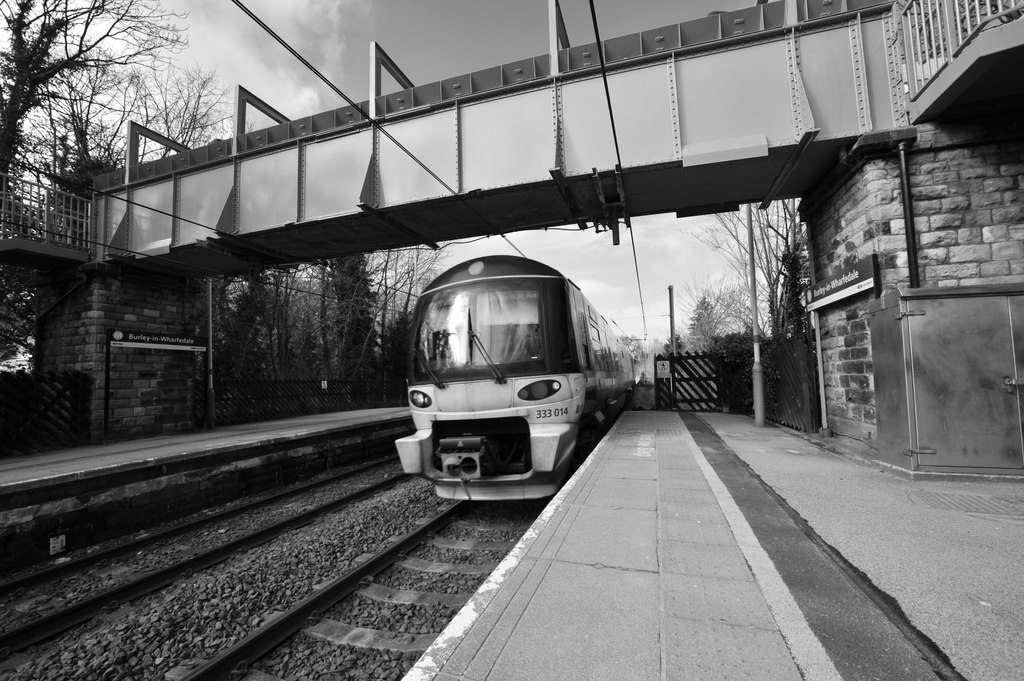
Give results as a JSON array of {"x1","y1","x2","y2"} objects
[
  {"x1": 233, "y1": 138, "x2": 844, "y2": 264},
  {"x1": 112, "y1": 135, "x2": 846, "y2": 278},
  {"x1": 909, "y1": 18, "x2": 1024, "y2": 122}
]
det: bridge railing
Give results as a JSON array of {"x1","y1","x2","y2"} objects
[
  {"x1": 0, "y1": 174, "x2": 92, "y2": 253},
  {"x1": 902, "y1": 0, "x2": 1024, "y2": 95}
]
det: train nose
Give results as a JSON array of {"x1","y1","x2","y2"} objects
[{"x1": 433, "y1": 381, "x2": 513, "y2": 411}]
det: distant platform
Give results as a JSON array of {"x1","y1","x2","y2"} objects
[{"x1": 0, "y1": 408, "x2": 412, "y2": 572}]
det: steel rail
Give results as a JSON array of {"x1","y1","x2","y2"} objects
[
  {"x1": 0, "y1": 456, "x2": 395, "y2": 598},
  {"x1": 181, "y1": 501, "x2": 468, "y2": 681},
  {"x1": 0, "y1": 473, "x2": 409, "y2": 659}
]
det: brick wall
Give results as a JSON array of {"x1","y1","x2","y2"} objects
[
  {"x1": 802, "y1": 113, "x2": 1024, "y2": 450},
  {"x1": 35, "y1": 262, "x2": 202, "y2": 443}
]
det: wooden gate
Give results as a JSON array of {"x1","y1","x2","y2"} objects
[
  {"x1": 654, "y1": 353, "x2": 720, "y2": 411},
  {"x1": 764, "y1": 337, "x2": 820, "y2": 433}
]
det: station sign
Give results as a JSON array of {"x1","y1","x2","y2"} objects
[
  {"x1": 806, "y1": 255, "x2": 879, "y2": 312},
  {"x1": 108, "y1": 329, "x2": 208, "y2": 352}
]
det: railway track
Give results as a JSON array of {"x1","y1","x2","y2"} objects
[
  {"x1": 183, "y1": 501, "x2": 540, "y2": 681},
  {"x1": 0, "y1": 458, "x2": 396, "y2": 599},
  {"x1": 0, "y1": 472, "x2": 406, "y2": 658},
  {"x1": 0, "y1": 459, "x2": 421, "y2": 672},
  {"x1": 0, "y1": 475, "x2": 540, "y2": 681}
]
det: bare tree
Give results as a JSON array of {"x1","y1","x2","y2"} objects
[
  {"x1": 0, "y1": 0, "x2": 187, "y2": 174},
  {"x1": 690, "y1": 200, "x2": 805, "y2": 338},
  {"x1": 367, "y1": 247, "x2": 446, "y2": 322},
  {"x1": 681, "y1": 275, "x2": 749, "y2": 351},
  {"x1": 32, "y1": 56, "x2": 133, "y2": 181},
  {"x1": 131, "y1": 63, "x2": 231, "y2": 161},
  {"x1": 28, "y1": 60, "x2": 228, "y2": 190}
]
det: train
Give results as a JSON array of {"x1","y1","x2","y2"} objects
[{"x1": 395, "y1": 255, "x2": 635, "y2": 500}]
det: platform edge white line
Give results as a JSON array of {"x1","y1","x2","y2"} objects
[{"x1": 681, "y1": 425, "x2": 843, "y2": 681}]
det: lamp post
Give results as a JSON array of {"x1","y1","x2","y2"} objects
[
  {"x1": 669, "y1": 285, "x2": 677, "y2": 355},
  {"x1": 747, "y1": 204, "x2": 765, "y2": 426},
  {"x1": 205, "y1": 279, "x2": 216, "y2": 429}
]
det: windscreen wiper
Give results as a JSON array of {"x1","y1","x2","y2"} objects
[
  {"x1": 415, "y1": 346, "x2": 446, "y2": 389},
  {"x1": 469, "y1": 330, "x2": 506, "y2": 384}
]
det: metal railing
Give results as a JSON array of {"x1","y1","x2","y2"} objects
[
  {"x1": 0, "y1": 174, "x2": 91, "y2": 252},
  {"x1": 902, "y1": 0, "x2": 1024, "y2": 95},
  {"x1": 206, "y1": 377, "x2": 407, "y2": 427}
]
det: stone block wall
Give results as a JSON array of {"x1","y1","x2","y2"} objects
[
  {"x1": 802, "y1": 112, "x2": 1024, "y2": 451},
  {"x1": 913, "y1": 123, "x2": 1024, "y2": 286},
  {"x1": 35, "y1": 262, "x2": 202, "y2": 443}
]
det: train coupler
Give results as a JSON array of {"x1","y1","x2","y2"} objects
[{"x1": 437, "y1": 436, "x2": 485, "y2": 479}]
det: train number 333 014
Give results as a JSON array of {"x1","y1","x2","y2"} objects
[{"x1": 535, "y1": 407, "x2": 570, "y2": 419}]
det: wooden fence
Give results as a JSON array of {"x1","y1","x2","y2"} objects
[
  {"x1": 653, "y1": 339, "x2": 820, "y2": 433},
  {"x1": 0, "y1": 372, "x2": 92, "y2": 456}
]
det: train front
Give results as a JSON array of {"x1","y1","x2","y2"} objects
[{"x1": 395, "y1": 257, "x2": 584, "y2": 500}]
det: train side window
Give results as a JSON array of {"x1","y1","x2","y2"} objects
[
  {"x1": 571, "y1": 288, "x2": 592, "y2": 370},
  {"x1": 589, "y1": 323, "x2": 603, "y2": 370}
]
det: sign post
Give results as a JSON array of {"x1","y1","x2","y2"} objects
[
  {"x1": 805, "y1": 255, "x2": 880, "y2": 436},
  {"x1": 206, "y1": 280, "x2": 215, "y2": 430}
]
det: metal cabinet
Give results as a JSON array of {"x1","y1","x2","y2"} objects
[{"x1": 869, "y1": 286, "x2": 1024, "y2": 473}]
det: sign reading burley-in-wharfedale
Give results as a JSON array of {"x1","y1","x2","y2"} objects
[
  {"x1": 806, "y1": 255, "x2": 880, "y2": 312},
  {"x1": 108, "y1": 329, "x2": 208, "y2": 352}
]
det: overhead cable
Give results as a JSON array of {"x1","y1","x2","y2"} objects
[{"x1": 587, "y1": 0, "x2": 648, "y2": 339}]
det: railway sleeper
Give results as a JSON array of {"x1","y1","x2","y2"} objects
[
  {"x1": 398, "y1": 557, "x2": 497, "y2": 574},
  {"x1": 303, "y1": 618, "x2": 438, "y2": 653},
  {"x1": 450, "y1": 519, "x2": 532, "y2": 533},
  {"x1": 357, "y1": 582, "x2": 471, "y2": 608},
  {"x1": 429, "y1": 536, "x2": 515, "y2": 551},
  {"x1": 238, "y1": 670, "x2": 280, "y2": 681}
]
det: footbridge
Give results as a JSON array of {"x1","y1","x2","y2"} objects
[{"x1": 3, "y1": 0, "x2": 1023, "y2": 275}]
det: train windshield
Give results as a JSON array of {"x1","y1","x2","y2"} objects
[{"x1": 415, "y1": 281, "x2": 544, "y2": 379}]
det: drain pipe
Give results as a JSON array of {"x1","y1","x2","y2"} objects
[
  {"x1": 847, "y1": 128, "x2": 919, "y2": 288},
  {"x1": 898, "y1": 141, "x2": 920, "y2": 288}
]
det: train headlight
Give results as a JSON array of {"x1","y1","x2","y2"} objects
[
  {"x1": 517, "y1": 379, "x2": 562, "y2": 401},
  {"x1": 409, "y1": 390, "x2": 432, "y2": 408}
]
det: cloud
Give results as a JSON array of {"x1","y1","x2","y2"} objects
[{"x1": 178, "y1": 0, "x2": 373, "y2": 119}]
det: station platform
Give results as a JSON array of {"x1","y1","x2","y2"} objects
[
  {"x1": 404, "y1": 411, "x2": 1024, "y2": 681},
  {"x1": 0, "y1": 407, "x2": 411, "y2": 493},
  {"x1": 0, "y1": 407, "x2": 412, "y2": 571}
]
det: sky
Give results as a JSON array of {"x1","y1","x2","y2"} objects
[{"x1": 172, "y1": 0, "x2": 756, "y2": 343}]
